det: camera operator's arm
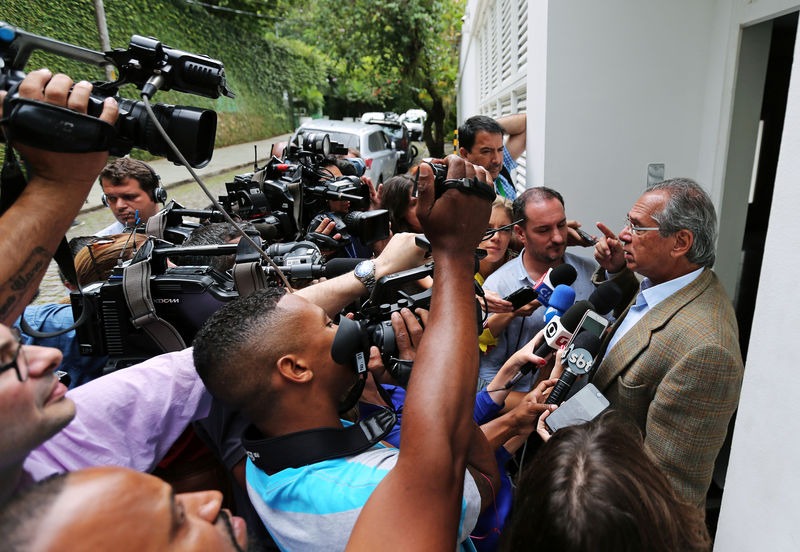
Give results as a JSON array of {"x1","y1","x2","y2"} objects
[
  {"x1": 295, "y1": 232, "x2": 426, "y2": 315},
  {"x1": 0, "y1": 70, "x2": 118, "y2": 324},
  {"x1": 348, "y1": 157, "x2": 494, "y2": 551}
]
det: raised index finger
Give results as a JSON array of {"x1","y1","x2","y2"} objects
[{"x1": 596, "y1": 222, "x2": 618, "y2": 240}]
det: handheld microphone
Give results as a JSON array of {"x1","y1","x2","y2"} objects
[
  {"x1": 543, "y1": 284, "x2": 576, "y2": 323},
  {"x1": 533, "y1": 263, "x2": 577, "y2": 307},
  {"x1": 545, "y1": 331, "x2": 602, "y2": 405},
  {"x1": 534, "y1": 300, "x2": 592, "y2": 358},
  {"x1": 587, "y1": 280, "x2": 623, "y2": 316},
  {"x1": 504, "y1": 301, "x2": 592, "y2": 389}
]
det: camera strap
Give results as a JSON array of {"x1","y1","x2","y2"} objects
[
  {"x1": 242, "y1": 406, "x2": 397, "y2": 473},
  {"x1": 232, "y1": 262, "x2": 269, "y2": 297},
  {"x1": 438, "y1": 177, "x2": 497, "y2": 202},
  {"x1": 122, "y1": 240, "x2": 186, "y2": 352},
  {"x1": 145, "y1": 209, "x2": 168, "y2": 240}
]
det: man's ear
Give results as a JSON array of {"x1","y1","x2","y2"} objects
[
  {"x1": 671, "y1": 229, "x2": 694, "y2": 259},
  {"x1": 275, "y1": 354, "x2": 313, "y2": 384},
  {"x1": 514, "y1": 222, "x2": 526, "y2": 246},
  {"x1": 458, "y1": 146, "x2": 469, "y2": 159}
]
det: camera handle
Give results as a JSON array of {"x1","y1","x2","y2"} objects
[{"x1": 2, "y1": 95, "x2": 115, "y2": 153}]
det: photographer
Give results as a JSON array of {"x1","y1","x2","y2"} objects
[
  {"x1": 0, "y1": 69, "x2": 118, "y2": 325},
  {"x1": 193, "y1": 157, "x2": 498, "y2": 550},
  {"x1": 307, "y1": 157, "x2": 380, "y2": 259},
  {"x1": 343, "y1": 157, "x2": 499, "y2": 551},
  {"x1": 0, "y1": 466, "x2": 250, "y2": 551},
  {"x1": 16, "y1": 232, "x2": 426, "y2": 486}
]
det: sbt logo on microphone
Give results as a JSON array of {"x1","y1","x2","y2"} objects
[{"x1": 564, "y1": 343, "x2": 594, "y2": 375}]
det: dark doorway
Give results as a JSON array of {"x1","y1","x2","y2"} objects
[{"x1": 735, "y1": 12, "x2": 797, "y2": 362}]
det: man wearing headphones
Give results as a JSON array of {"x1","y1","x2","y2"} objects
[{"x1": 97, "y1": 158, "x2": 166, "y2": 236}]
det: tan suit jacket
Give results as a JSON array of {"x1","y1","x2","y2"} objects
[{"x1": 591, "y1": 268, "x2": 744, "y2": 507}]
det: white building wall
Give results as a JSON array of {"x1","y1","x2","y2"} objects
[
  {"x1": 458, "y1": 0, "x2": 529, "y2": 191},
  {"x1": 714, "y1": 15, "x2": 800, "y2": 551},
  {"x1": 459, "y1": 0, "x2": 800, "y2": 548}
]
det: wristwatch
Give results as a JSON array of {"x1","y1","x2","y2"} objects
[{"x1": 354, "y1": 260, "x2": 377, "y2": 292}]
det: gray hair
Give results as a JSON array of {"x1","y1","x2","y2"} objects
[{"x1": 646, "y1": 178, "x2": 717, "y2": 268}]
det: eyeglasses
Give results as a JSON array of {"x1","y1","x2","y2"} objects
[
  {"x1": 0, "y1": 327, "x2": 28, "y2": 382},
  {"x1": 623, "y1": 215, "x2": 660, "y2": 236},
  {"x1": 483, "y1": 219, "x2": 523, "y2": 239}
]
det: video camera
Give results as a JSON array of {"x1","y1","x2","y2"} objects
[
  {"x1": 0, "y1": 22, "x2": 233, "y2": 167},
  {"x1": 217, "y1": 133, "x2": 389, "y2": 248},
  {"x1": 71, "y1": 235, "x2": 357, "y2": 370}
]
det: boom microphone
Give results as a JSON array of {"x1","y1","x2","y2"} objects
[
  {"x1": 545, "y1": 331, "x2": 602, "y2": 405},
  {"x1": 533, "y1": 263, "x2": 577, "y2": 307},
  {"x1": 265, "y1": 257, "x2": 364, "y2": 279},
  {"x1": 322, "y1": 257, "x2": 364, "y2": 277}
]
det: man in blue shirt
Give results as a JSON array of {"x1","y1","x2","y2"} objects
[{"x1": 458, "y1": 113, "x2": 526, "y2": 200}]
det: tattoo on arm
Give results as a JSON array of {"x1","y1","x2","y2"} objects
[{"x1": 0, "y1": 246, "x2": 51, "y2": 320}]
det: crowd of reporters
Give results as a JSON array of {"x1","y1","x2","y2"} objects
[{"x1": 0, "y1": 63, "x2": 733, "y2": 552}]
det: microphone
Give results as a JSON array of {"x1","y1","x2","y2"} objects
[
  {"x1": 543, "y1": 284, "x2": 576, "y2": 323},
  {"x1": 322, "y1": 257, "x2": 364, "y2": 277},
  {"x1": 267, "y1": 257, "x2": 364, "y2": 279},
  {"x1": 545, "y1": 331, "x2": 602, "y2": 405},
  {"x1": 503, "y1": 301, "x2": 592, "y2": 390},
  {"x1": 533, "y1": 263, "x2": 577, "y2": 307},
  {"x1": 587, "y1": 280, "x2": 622, "y2": 315},
  {"x1": 534, "y1": 300, "x2": 592, "y2": 358}
]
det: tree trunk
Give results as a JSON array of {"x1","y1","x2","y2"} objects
[{"x1": 423, "y1": 86, "x2": 446, "y2": 158}]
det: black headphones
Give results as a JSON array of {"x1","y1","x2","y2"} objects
[{"x1": 100, "y1": 159, "x2": 167, "y2": 206}]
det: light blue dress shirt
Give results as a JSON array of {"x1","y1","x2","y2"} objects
[{"x1": 606, "y1": 267, "x2": 705, "y2": 354}]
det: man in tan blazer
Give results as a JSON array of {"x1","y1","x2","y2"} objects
[{"x1": 590, "y1": 178, "x2": 744, "y2": 509}]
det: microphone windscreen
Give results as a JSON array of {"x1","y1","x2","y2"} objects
[
  {"x1": 548, "y1": 285, "x2": 576, "y2": 314},
  {"x1": 560, "y1": 300, "x2": 593, "y2": 332},
  {"x1": 570, "y1": 330, "x2": 602, "y2": 355},
  {"x1": 588, "y1": 280, "x2": 622, "y2": 315},
  {"x1": 324, "y1": 257, "x2": 365, "y2": 277},
  {"x1": 550, "y1": 263, "x2": 578, "y2": 286}
]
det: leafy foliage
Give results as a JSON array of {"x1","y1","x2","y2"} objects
[
  {"x1": 1, "y1": 0, "x2": 464, "y2": 159},
  {"x1": 1, "y1": 0, "x2": 331, "y2": 156},
  {"x1": 287, "y1": 0, "x2": 465, "y2": 156}
]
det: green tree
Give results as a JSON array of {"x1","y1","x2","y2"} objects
[{"x1": 291, "y1": 0, "x2": 465, "y2": 157}]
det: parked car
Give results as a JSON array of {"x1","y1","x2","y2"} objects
[
  {"x1": 360, "y1": 111, "x2": 399, "y2": 124},
  {"x1": 363, "y1": 117, "x2": 416, "y2": 172},
  {"x1": 400, "y1": 109, "x2": 426, "y2": 140},
  {"x1": 292, "y1": 119, "x2": 400, "y2": 184}
]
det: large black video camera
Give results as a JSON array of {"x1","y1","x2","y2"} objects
[
  {"x1": 217, "y1": 133, "x2": 390, "y2": 248},
  {"x1": 0, "y1": 22, "x2": 233, "y2": 167},
  {"x1": 71, "y1": 236, "x2": 358, "y2": 369}
]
